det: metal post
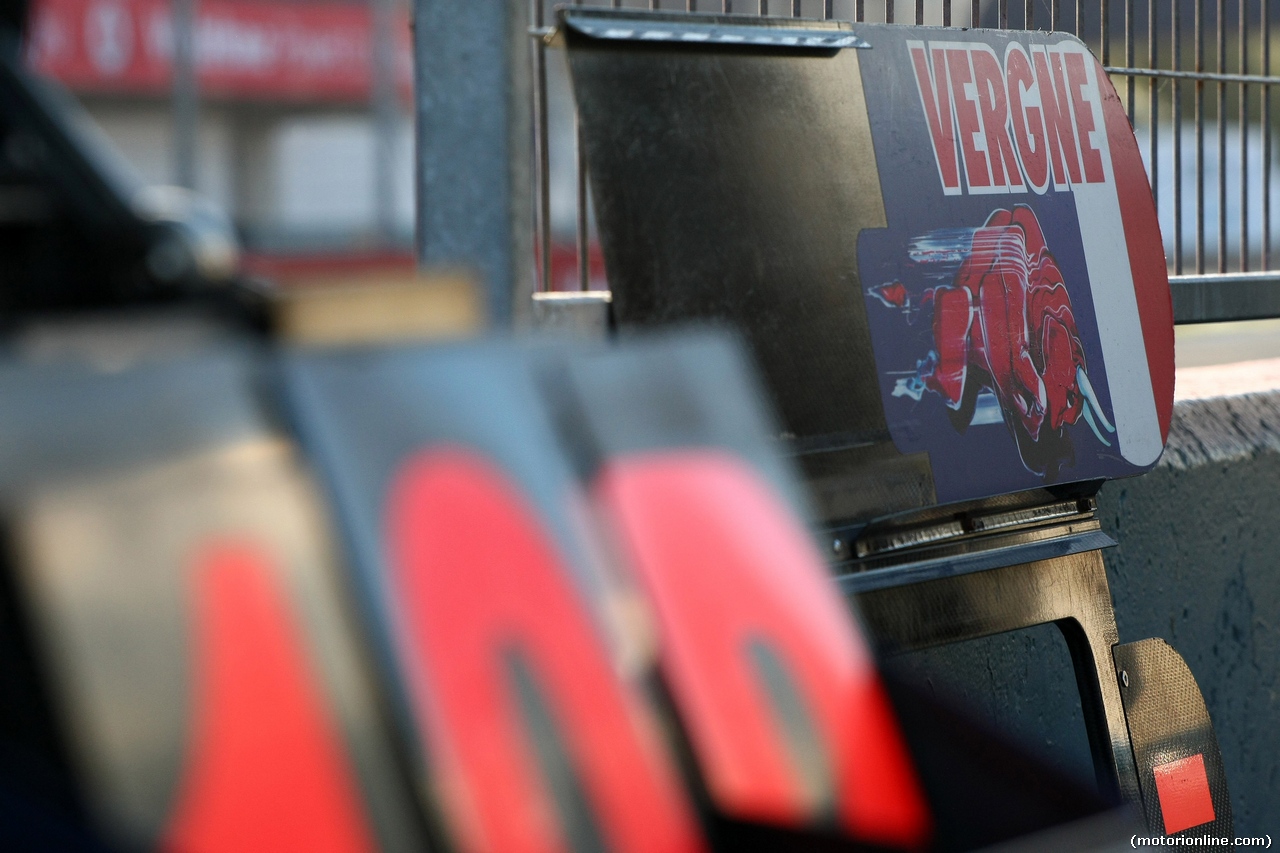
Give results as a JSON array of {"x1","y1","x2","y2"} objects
[
  {"x1": 372, "y1": 0, "x2": 400, "y2": 245},
  {"x1": 415, "y1": 0, "x2": 533, "y2": 326},
  {"x1": 172, "y1": 0, "x2": 198, "y2": 190}
]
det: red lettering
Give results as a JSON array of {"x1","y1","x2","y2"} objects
[
  {"x1": 1006, "y1": 45, "x2": 1049, "y2": 193},
  {"x1": 595, "y1": 451, "x2": 930, "y2": 848},
  {"x1": 1033, "y1": 48, "x2": 1083, "y2": 187},
  {"x1": 386, "y1": 449, "x2": 705, "y2": 853},
  {"x1": 1065, "y1": 52, "x2": 1106, "y2": 183},
  {"x1": 910, "y1": 44, "x2": 961, "y2": 194},
  {"x1": 972, "y1": 47, "x2": 1023, "y2": 191},
  {"x1": 947, "y1": 48, "x2": 990, "y2": 190}
]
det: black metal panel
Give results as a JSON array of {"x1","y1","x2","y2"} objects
[
  {"x1": 546, "y1": 330, "x2": 814, "y2": 518},
  {"x1": 0, "y1": 345, "x2": 423, "y2": 851},
  {"x1": 1114, "y1": 639, "x2": 1233, "y2": 843},
  {"x1": 283, "y1": 340, "x2": 612, "y2": 668},
  {"x1": 564, "y1": 13, "x2": 900, "y2": 470}
]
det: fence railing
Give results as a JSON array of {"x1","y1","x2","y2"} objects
[{"x1": 530, "y1": 0, "x2": 1280, "y2": 322}]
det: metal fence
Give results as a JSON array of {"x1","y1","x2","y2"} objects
[{"x1": 530, "y1": 0, "x2": 1280, "y2": 322}]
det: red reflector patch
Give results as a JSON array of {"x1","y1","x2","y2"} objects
[
  {"x1": 596, "y1": 451, "x2": 930, "y2": 849},
  {"x1": 386, "y1": 448, "x2": 704, "y2": 853},
  {"x1": 1153, "y1": 753, "x2": 1216, "y2": 835},
  {"x1": 163, "y1": 543, "x2": 375, "y2": 853}
]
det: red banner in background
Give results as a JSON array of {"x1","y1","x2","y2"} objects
[{"x1": 25, "y1": 0, "x2": 413, "y2": 103}]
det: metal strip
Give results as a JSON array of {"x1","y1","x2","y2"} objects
[
  {"x1": 1125, "y1": 0, "x2": 1134, "y2": 124},
  {"x1": 1147, "y1": 0, "x2": 1156, "y2": 216},
  {"x1": 561, "y1": 17, "x2": 869, "y2": 50},
  {"x1": 1216, "y1": 0, "x2": 1226, "y2": 274},
  {"x1": 532, "y1": 0, "x2": 551, "y2": 293},
  {"x1": 1240, "y1": 0, "x2": 1248, "y2": 273},
  {"x1": 836, "y1": 529, "x2": 1117, "y2": 594},
  {"x1": 1267, "y1": 0, "x2": 1274, "y2": 269},
  {"x1": 1171, "y1": 272, "x2": 1280, "y2": 323},
  {"x1": 1173, "y1": 9, "x2": 1184, "y2": 274},
  {"x1": 1196, "y1": 0, "x2": 1205, "y2": 274},
  {"x1": 574, "y1": 1, "x2": 589, "y2": 292},
  {"x1": 1103, "y1": 65, "x2": 1280, "y2": 86}
]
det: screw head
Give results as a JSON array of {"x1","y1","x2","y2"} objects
[
  {"x1": 1121, "y1": 670, "x2": 1130, "y2": 688},
  {"x1": 832, "y1": 538, "x2": 844, "y2": 555}
]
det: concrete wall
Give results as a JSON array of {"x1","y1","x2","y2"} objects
[{"x1": 888, "y1": 391, "x2": 1280, "y2": 834}]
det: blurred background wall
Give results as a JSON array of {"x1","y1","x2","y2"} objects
[{"x1": 22, "y1": 0, "x2": 417, "y2": 279}]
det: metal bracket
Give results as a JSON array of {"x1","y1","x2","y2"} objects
[
  {"x1": 849, "y1": 548, "x2": 1142, "y2": 811},
  {"x1": 530, "y1": 290, "x2": 612, "y2": 339},
  {"x1": 561, "y1": 11, "x2": 870, "y2": 51}
]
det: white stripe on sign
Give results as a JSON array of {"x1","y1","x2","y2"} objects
[{"x1": 1068, "y1": 44, "x2": 1163, "y2": 467}]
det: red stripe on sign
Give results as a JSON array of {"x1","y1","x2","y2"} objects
[
  {"x1": 1098, "y1": 57, "x2": 1175, "y2": 443},
  {"x1": 386, "y1": 448, "x2": 705, "y2": 853},
  {"x1": 1153, "y1": 753, "x2": 1216, "y2": 835},
  {"x1": 163, "y1": 543, "x2": 374, "y2": 853},
  {"x1": 596, "y1": 451, "x2": 930, "y2": 850}
]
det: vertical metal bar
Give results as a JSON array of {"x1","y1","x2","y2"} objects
[
  {"x1": 886, "y1": 0, "x2": 894, "y2": 23},
  {"x1": 944, "y1": 0, "x2": 952, "y2": 27},
  {"x1": 1217, "y1": 0, "x2": 1226, "y2": 273},
  {"x1": 1025, "y1": 0, "x2": 1033, "y2": 30},
  {"x1": 1196, "y1": 0, "x2": 1205, "y2": 273},
  {"x1": 371, "y1": 0, "x2": 399, "y2": 244},
  {"x1": 533, "y1": 0, "x2": 551, "y2": 292},
  {"x1": 1265, "y1": 0, "x2": 1272, "y2": 268},
  {"x1": 825, "y1": 0, "x2": 833, "y2": 18},
  {"x1": 172, "y1": 0, "x2": 198, "y2": 190},
  {"x1": 973, "y1": 0, "x2": 980, "y2": 27},
  {"x1": 1125, "y1": 0, "x2": 1134, "y2": 124},
  {"x1": 917, "y1": 0, "x2": 924, "y2": 24},
  {"x1": 575, "y1": 0, "x2": 590, "y2": 292},
  {"x1": 857, "y1": 0, "x2": 864, "y2": 21},
  {"x1": 792, "y1": 0, "x2": 801, "y2": 14},
  {"x1": 1240, "y1": 0, "x2": 1248, "y2": 271},
  {"x1": 1075, "y1": 0, "x2": 1082, "y2": 38},
  {"x1": 1051, "y1": 0, "x2": 1059, "y2": 31},
  {"x1": 1101, "y1": 0, "x2": 1110, "y2": 66},
  {"x1": 1148, "y1": 0, "x2": 1157, "y2": 216},
  {"x1": 999, "y1": 0, "x2": 1007, "y2": 28},
  {"x1": 689, "y1": 0, "x2": 696, "y2": 11},
  {"x1": 1174, "y1": 5, "x2": 1184, "y2": 274},
  {"x1": 576, "y1": 123, "x2": 589, "y2": 291},
  {"x1": 759, "y1": 0, "x2": 766, "y2": 13},
  {"x1": 418, "y1": 0, "x2": 532, "y2": 322}
]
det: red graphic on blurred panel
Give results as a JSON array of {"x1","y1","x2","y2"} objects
[
  {"x1": 386, "y1": 448, "x2": 704, "y2": 853},
  {"x1": 163, "y1": 542, "x2": 374, "y2": 853},
  {"x1": 1153, "y1": 754, "x2": 1216, "y2": 835},
  {"x1": 874, "y1": 205, "x2": 1116, "y2": 477},
  {"x1": 596, "y1": 451, "x2": 930, "y2": 850}
]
